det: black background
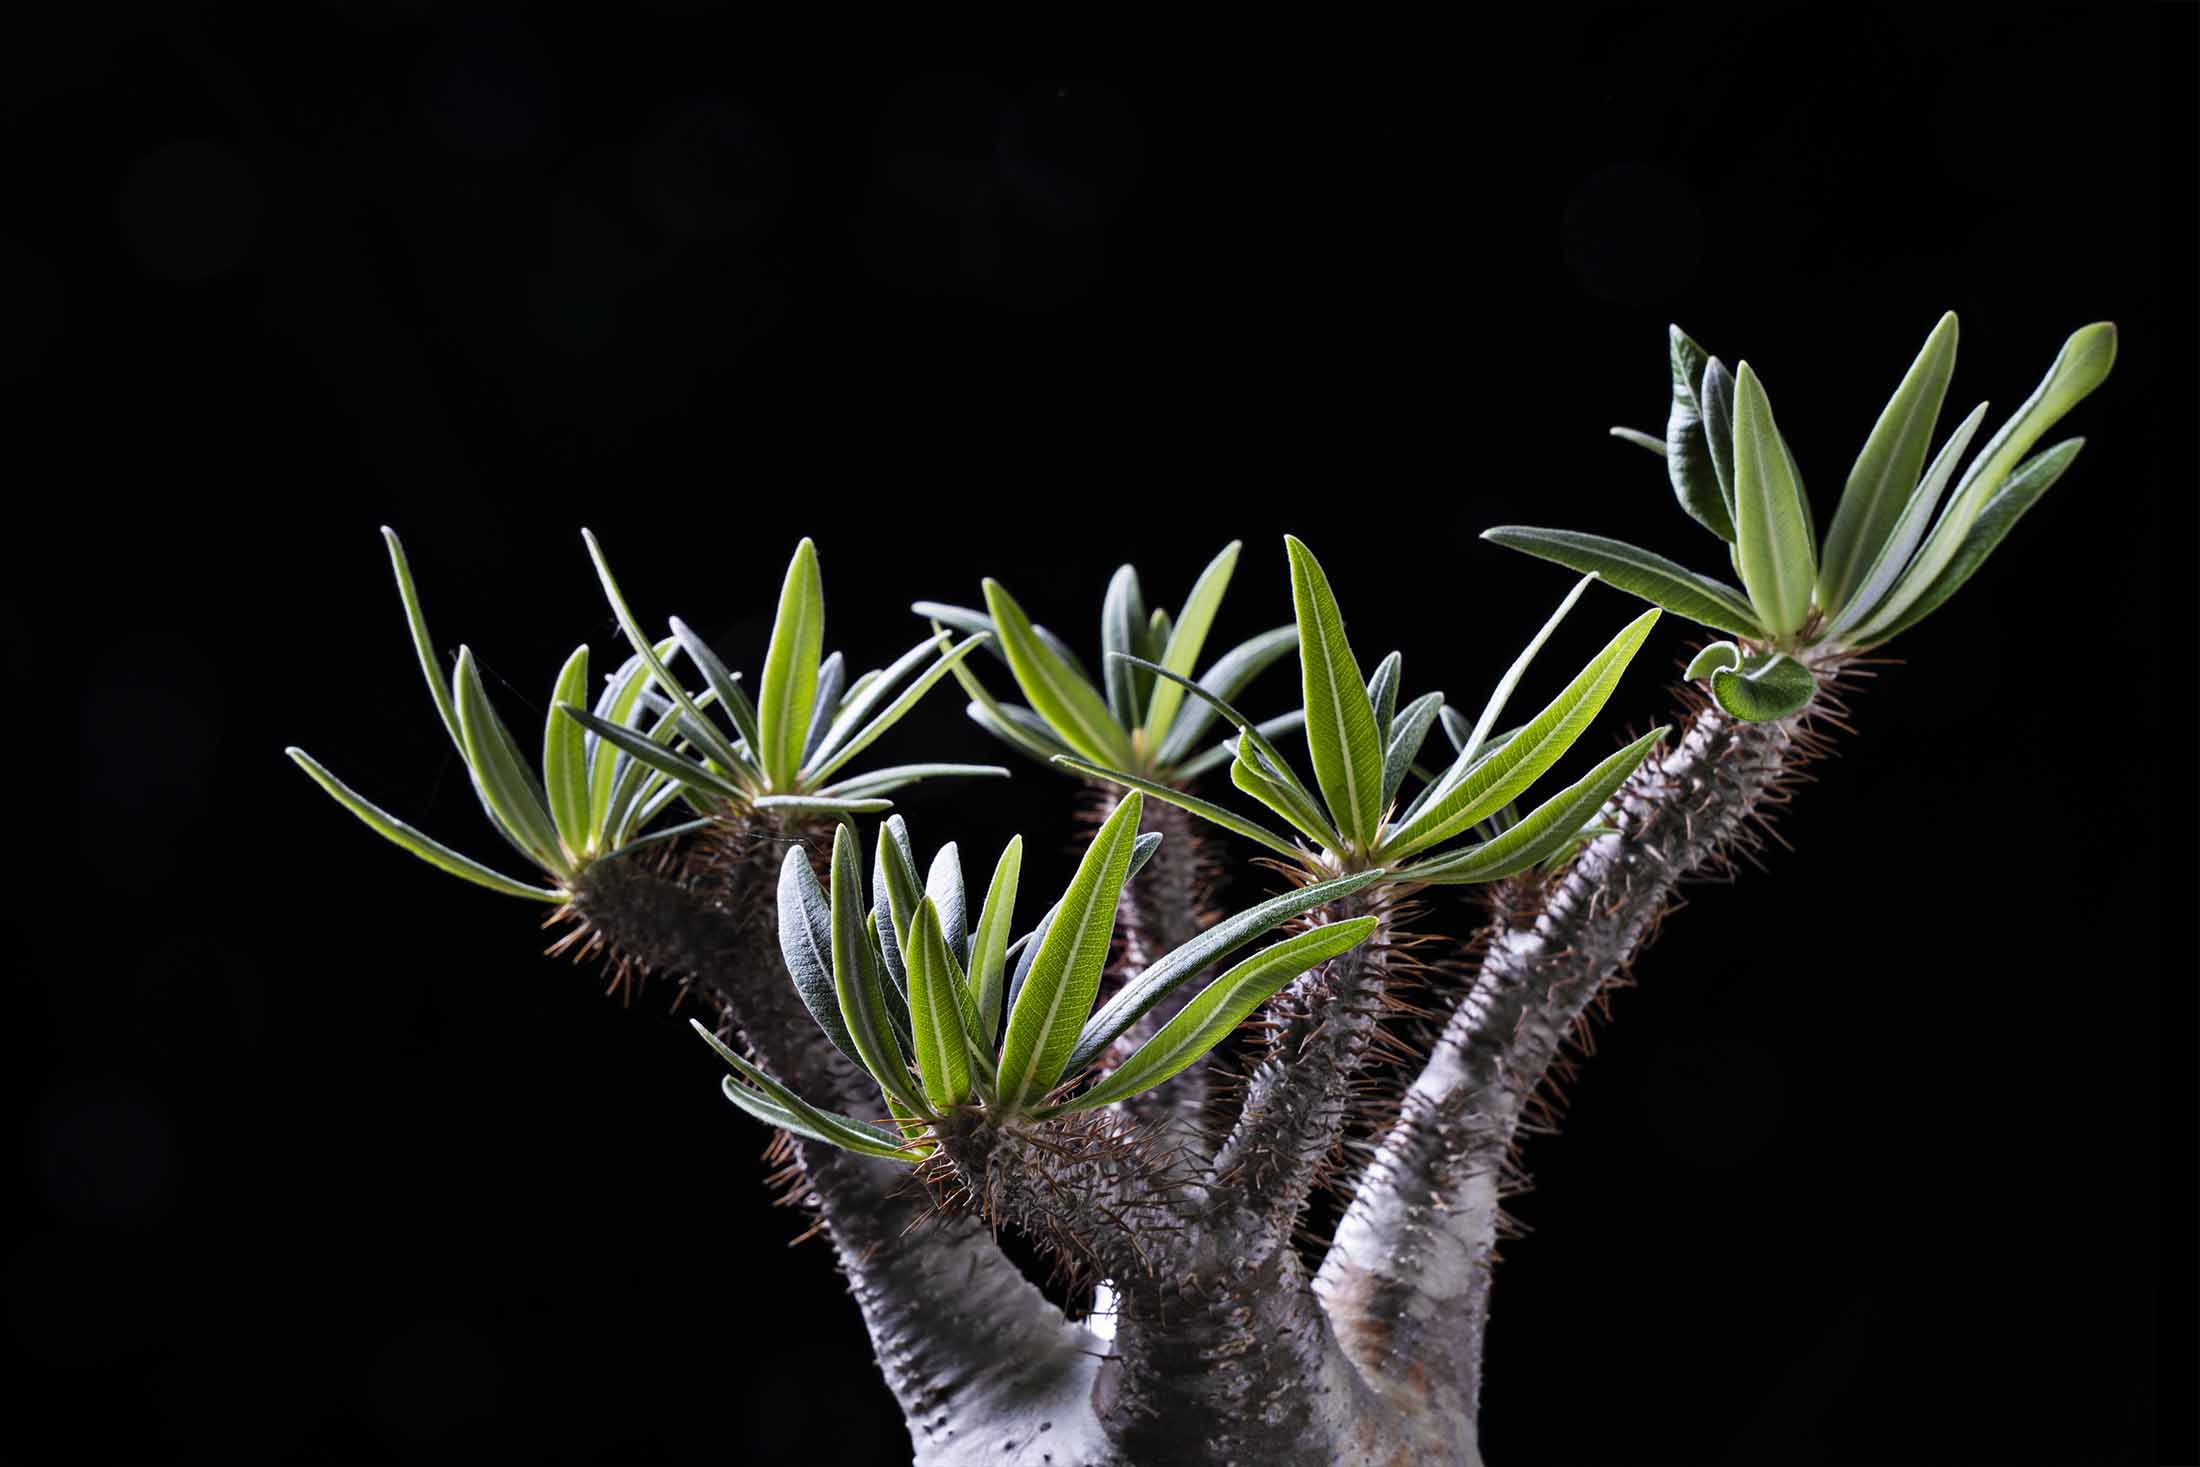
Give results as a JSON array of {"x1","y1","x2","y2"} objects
[{"x1": 10, "y1": 6, "x2": 2194, "y2": 1463}]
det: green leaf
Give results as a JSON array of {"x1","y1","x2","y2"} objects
[
  {"x1": 751, "y1": 794, "x2": 892, "y2": 816},
  {"x1": 1285, "y1": 535, "x2": 1384, "y2": 850},
  {"x1": 996, "y1": 791, "x2": 1142, "y2": 1107},
  {"x1": 1065, "y1": 868, "x2": 1383, "y2": 1076},
  {"x1": 829, "y1": 825, "x2": 925, "y2": 1112},
  {"x1": 1731, "y1": 363, "x2": 1818, "y2": 638},
  {"x1": 1709, "y1": 653, "x2": 1817, "y2": 721},
  {"x1": 756, "y1": 539, "x2": 825, "y2": 788},
  {"x1": 815, "y1": 763, "x2": 1010, "y2": 801},
  {"x1": 582, "y1": 530, "x2": 747, "y2": 776},
  {"x1": 1057, "y1": 755, "x2": 1303, "y2": 860},
  {"x1": 1366, "y1": 651, "x2": 1402, "y2": 745},
  {"x1": 1609, "y1": 426, "x2": 1667, "y2": 457},
  {"x1": 1229, "y1": 735, "x2": 1343, "y2": 848},
  {"x1": 906, "y1": 898, "x2": 974, "y2": 1109},
  {"x1": 1401, "y1": 727, "x2": 1668, "y2": 884},
  {"x1": 1101, "y1": 564, "x2": 1150, "y2": 726},
  {"x1": 1850, "y1": 439, "x2": 2087, "y2": 647},
  {"x1": 801, "y1": 633, "x2": 989, "y2": 784},
  {"x1": 288, "y1": 748, "x2": 564, "y2": 901},
  {"x1": 1111, "y1": 653, "x2": 1325, "y2": 820},
  {"x1": 454, "y1": 648, "x2": 568, "y2": 876},
  {"x1": 559, "y1": 702, "x2": 751, "y2": 807},
  {"x1": 778, "y1": 847, "x2": 864, "y2": 1068},
  {"x1": 1822, "y1": 401, "x2": 1990, "y2": 641},
  {"x1": 1699, "y1": 357, "x2": 1738, "y2": 527},
  {"x1": 966, "y1": 836, "x2": 1022, "y2": 1051},
  {"x1": 1141, "y1": 541, "x2": 1241, "y2": 743},
  {"x1": 1153, "y1": 624, "x2": 1297, "y2": 765},
  {"x1": 380, "y1": 528, "x2": 463, "y2": 753},
  {"x1": 1050, "y1": 917, "x2": 1379, "y2": 1114},
  {"x1": 543, "y1": 644, "x2": 592, "y2": 856},
  {"x1": 1386, "y1": 608, "x2": 1659, "y2": 861},
  {"x1": 1684, "y1": 641, "x2": 1743, "y2": 680},
  {"x1": 802, "y1": 652, "x2": 846, "y2": 765},
  {"x1": 982, "y1": 580, "x2": 1131, "y2": 767},
  {"x1": 667, "y1": 617, "x2": 763, "y2": 778},
  {"x1": 807, "y1": 635, "x2": 939, "y2": 767},
  {"x1": 1853, "y1": 323, "x2": 2115, "y2": 640},
  {"x1": 925, "y1": 843, "x2": 968, "y2": 964},
  {"x1": 1457, "y1": 575, "x2": 1591, "y2": 771},
  {"x1": 693, "y1": 1021, "x2": 916, "y2": 1160},
  {"x1": 908, "y1": 601, "x2": 1012, "y2": 668},
  {"x1": 1667, "y1": 326, "x2": 1737, "y2": 542},
  {"x1": 1480, "y1": 527, "x2": 1763, "y2": 637},
  {"x1": 1173, "y1": 710, "x2": 1305, "y2": 781},
  {"x1": 1818, "y1": 310, "x2": 1959, "y2": 616},
  {"x1": 587, "y1": 638, "x2": 680, "y2": 836},
  {"x1": 1382, "y1": 691, "x2": 1445, "y2": 807},
  {"x1": 963, "y1": 698, "x2": 1078, "y2": 766}
]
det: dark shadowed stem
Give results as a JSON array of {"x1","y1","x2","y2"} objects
[
  {"x1": 1316, "y1": 695, "x2": 1820, "y2": 1450},
  {"x1": 1093, "y1": 894, "x2": 1403, "y2": 1463},
  {"x1": 569, "y1": 821, "x2": 1108, "y2": 1466}
]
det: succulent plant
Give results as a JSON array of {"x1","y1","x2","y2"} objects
[
  {"x1": 1488, "y1": 315, "x2": 2117, "y2": 719},
  {"x1": 1063, "y1": 536, "x2": 1669, "y2": 886},
  {"x1": 698, "y1": 798, "x2": 1380, "y2": 1157},
  {"x1": 287, "y1": 529, "x2": 1002, "y2": 903},
  {"x1": 913, "y1": 541, "x2": 1301, "y2": 783}
]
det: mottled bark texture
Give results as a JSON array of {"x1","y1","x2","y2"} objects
[{"x1": 547, "y1": 674, "x2": 1843, "y2": 1465}]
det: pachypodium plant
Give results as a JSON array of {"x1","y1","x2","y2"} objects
[
  {"x1": 1489, "y1": 314, "x2": 2116, "y2": 718},
  {"x1": 289, "y1": 311, "x2": 2113, "y2": 1465},
  {"x1": 288, "y1": 528, "x2": 1001, "y2": 902},
  {"x1": 1065, "y1": 535, "x2": 1671, "y2": 889},
  {"x1": 913, "y1": 541, "x2": 1300, "y2": 784},
  {"x1": 698, "y1": 802, "x2": 1379, "y2": 1171}
]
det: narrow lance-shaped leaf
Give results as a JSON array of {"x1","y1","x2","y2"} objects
[
  {"x1": 801, "y1": 633, "x2": 990, "y2": 784},
  {"x1": 692, "y1": 1021, "x2": 915, "y2": 1161},
  {"x1": 996, "y1": 791, "x2": 1142, "y2": 1107},
  {"x1": 454, "y1": 648, "x2": 568, "y2": 876},
  {"x1": 1366, "y1": 651, "x2": 1402, "y2": 746},
  {"x1": 778, "y1": 847, "x2": 863, "y2": 1068},
  {"x1": 1850, "y1": 439, "x2": 2087, "y2": 647},
  {"x1": 1731, "y1": 363, "x2": 1818, "y2": 638},
  {"x1": 1381, "y1": 691, "x2": 1445, "y2": 808},
  {"x1": 1286, "y1": 535, "x2": 1384, "y2": 850},
  {"x1": 559, "y1": 702, "x2": 751, "y2": 807},
  {"x1": 1858, "y1": 323, "x2": 2115, "y2": 639},
  {"x1": 381, "y1": 527, "x2": 463, "y2": 752},
  {"x1": 1610, "y1": 426, "x2": 1667, "y2": 457},
  {"x1": 1822, "y1": 401, "x2": 1989, "y2": 641},
  {"x1": 1699, "y1": 357, "x2": 1738, "y2": 527},
  {"x1": 1058, "y1": 754, "x2": 1303, "y2": 861},
  {"x1": 756, "y1": 538, "x2": 824, "y2": 788},
  {"x1": 982, "y1": 579, "x2": 1132, "y2": 767},
  {"x1": 1101, "y1": 564, "x2": 1149, "y2": 726},
  {"x1": 1141, "y1": 540, "x2": 1241, "y2": 743},
  {"x1": 586, "y1": 637, "x2": 680, "y2": 835},
  {"x1": 925, "y1": 843, "x2": 967, "y2": 965},
  {"x1": 1065, "y1": 868, "x2": 1384, "y2": 1075},
  {"x1": 543, "y1": 644, "x2": 592, "y2": 856},
  {"x1": 1115, "y1": 653, "x2": 1326, "y2": 823},
  {"x1": 906, "y1": 898, "x2": 974, "y2": 1109},
  {"x1": 1229, "y1": 735, "x2": 1343, "y2": 848},
  {"x1": 801, "y1": 651, "x2": 846, "y2": 766},
  {"x1": 1818, "y1": 310, "x2": 1959, "y2": 616},
  {"x1": 1174, "y1": 709, "x2": 1306, "y2": 781},
  {"x1": 1050, "y1": 917, "x2": 1380, "y2": 1115},
  {"x1": 668, "y1": 617, "x2": 763, "y2": 777},
  {"x1": 829, "y1": 824, "x2": 926, "y2": 1112},
  {"x1": 1402, "y1": 727, "x2": 1670, "y2": 884},
  {"x1": 1457, "y1": 575, "x2": 1591, "y2": 771},
  {"x1": 1154, "y1": 623, "x2": 1298, "y2": 765},
  {"x1": 1480, "y1": 527, "x2": 1764, "y2": 638},
  {"x1": 966, "y1": 836, "x2": 1022, "y2": 1049},
  {"x1": 581, "y1": 531, "x2": 747, "y2": 776},
  {"x1": 1385, "y1": 608, "x2": 1659, "y2": 860},
  {"x1": 286, "y1": 749, "x2": 563, "y2": 902},
  {"x1": 1667, "y1": 326, "x2": 1737, "y2": 542}
]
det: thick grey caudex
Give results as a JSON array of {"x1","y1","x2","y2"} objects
[{"x1": 290, "y1": 313, "x2": 2113, "y2": 1465}]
